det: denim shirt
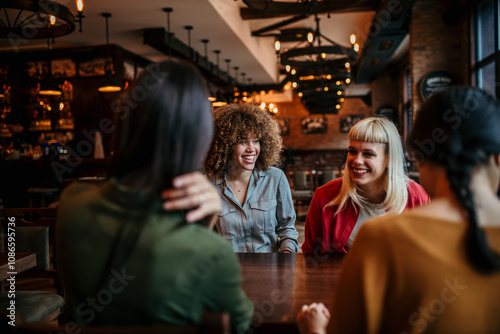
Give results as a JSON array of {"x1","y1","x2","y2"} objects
[{"x1": 214, "y1": 167, "x2": 299, "y2": 253}]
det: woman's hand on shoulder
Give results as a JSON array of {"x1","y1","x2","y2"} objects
[
  {"x1": 296, "y1": 302, "x2": 330, "y2": 334},
  {"x1": 161, "y1": 172, "x2": 222, "y2": 223}
]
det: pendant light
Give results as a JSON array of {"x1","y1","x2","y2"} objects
[
  {"x1": 39, "y1": 39, "x2": 62, "y2": 96},
  {"x1": 98, "y1": 13, "x2": 121, "y2": 93}
]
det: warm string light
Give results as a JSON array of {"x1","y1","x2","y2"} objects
[
  {"x1": 275, "y1": 29, "x2": 358, "y2": 113},
  {"x1": 275, "y1": 40, "x2": 281, "y2": 52},
  {"x1": 76, "y1": 0, "x2": 84, "y2": 12},
  {"x1": 307, "y1": 32, "x2": 314, "y2": 43}
]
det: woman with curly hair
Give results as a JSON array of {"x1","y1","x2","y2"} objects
[
  {"x1": 205, "y1": 103, "x2": 299, "y2": 253},
  {"x1": 302, "y1": 116, "x2": 429, "y2": 253}
]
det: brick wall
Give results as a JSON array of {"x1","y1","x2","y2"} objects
[
  {"x1": 278, "y1": 91, "x2": 371, "y2": 151},
  {"x1": 278, "y1": 0, "x2": 471, "y2": 152},
  {"x1": 410, "y1": 0, "x2": 470, "y2": 116}
]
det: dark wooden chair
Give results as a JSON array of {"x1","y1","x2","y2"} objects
[
  {"x1": 290, "y1": 169, "x2": 314, "y2": 219},
  {"x1": 0, "y1": 207, "x2": 64, "y2": 325},
  {"x1": 13, "y1": 312, "x2": 230, "y2": 334}
]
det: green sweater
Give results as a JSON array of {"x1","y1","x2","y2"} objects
[{"x1": 56, "y1": 179, "x2": 253, "y2": 333}]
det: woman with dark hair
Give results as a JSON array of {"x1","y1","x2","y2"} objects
[
  {"x1": 204, "y1": 103, "x2": 298, "y2": 253},
  {"x1": 297, "y1": 87, "x2": 500, "y2": 333},
  {"x1": 56, "y1": 59, "x2": 253, "y2": 332}
]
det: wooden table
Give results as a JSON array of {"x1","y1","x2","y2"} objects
[
  {"x1": 0, "y1": 252, "x2": 37, "y2": 281},
  {"x1": 238, "y1": 253, "x2": 344, "y2": 333}
]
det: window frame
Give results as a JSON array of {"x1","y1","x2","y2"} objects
[{"x1": 473, "y1": 0, "x2": 500, "y2": 98}]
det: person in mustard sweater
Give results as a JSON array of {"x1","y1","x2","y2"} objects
[
  {"x1": 56, "y1": 59, "x2": 253, "y2": 332},
  {"x1": 297, "y1": 87, "x2": 500, "y2": 333}
]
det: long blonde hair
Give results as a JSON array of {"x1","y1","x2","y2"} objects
[{"x1": 328, "y1": 117, "x2": 409, "y2": 215}]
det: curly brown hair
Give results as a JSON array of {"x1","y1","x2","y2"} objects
[{"x1": 204, "y1": 103, "x2": 283, "y2": 177}]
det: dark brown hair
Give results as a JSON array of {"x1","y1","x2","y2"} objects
[
  {"x1": 409, "y1": 87, "x2": 500, "y2": 274},
  {"x1": 204, "y1": 103, "x2": 283, "y2": 177}
]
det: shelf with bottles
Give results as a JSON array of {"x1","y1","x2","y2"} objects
[
  {"x1": 29, "y1": 81, "x2": 75, "y2": 132},
  {"x1": 0, "y1": 76, "x2": 12, "y2": 126}
]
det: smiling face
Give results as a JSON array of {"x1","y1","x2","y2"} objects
[
  {"x1": 231, "y1": 133, "x2": 261, "y2": 172},
  {"x1": 347, "y1": 140, "x2": 388, "y2": 190}
]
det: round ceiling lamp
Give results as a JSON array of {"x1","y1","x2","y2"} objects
[
  {"x1": 0, "y1": 0, "x2": 85, "y2": 39},
  {"x1": 277, "y1": 14, "x2": 356, "y2": 114},
  {"x1": 281, "y1": 45, "x2": 357, "y2": 69},
  {"x1": 97, "y1": 12, "x2": 121, "y2": 93}
]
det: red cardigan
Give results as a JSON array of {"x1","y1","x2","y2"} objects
[{"x1": 302, "y1": 178, "x2": 430, "y2": 254}]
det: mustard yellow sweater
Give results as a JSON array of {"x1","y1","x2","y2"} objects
[{"x1": 330, "y1": 211, "x2": 500, "y2": 334}]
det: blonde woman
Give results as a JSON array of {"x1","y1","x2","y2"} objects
[
  {"x1": 298, "y1": 87, "x2": 500, "y2": 334},
  {"x1": 302, "y1": 117, "x2": 429, "y2": 253}
]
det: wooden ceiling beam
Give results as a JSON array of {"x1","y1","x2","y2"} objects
[{"x1": 241, "y1": 1, "x2": 379, "y2": 20}]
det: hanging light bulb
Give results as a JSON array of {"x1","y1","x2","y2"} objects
[
  {"x1": 350, "y1": 34, "x2": 356, "y2": 45},
  {"x1": 285, "y1": 65, "x2": 291, "y2": 72},
  {"x1": 307, "y1": 32, "x2": 314, "y2": 43},
  {"x1": 345, "y1": 62, "x2": 350, "y2": 69},
  {"x1": 298, "y1": 92, "x2": 303, "y2": 97},
  {"x1": 76, "y1": 0, "x2": 84, "y2": 12},
  {"x1": 354, "y1": 43, "x2": 360, "y2": 52},
  {"x1": 275, "y1": 40, "x2": 281, "y2": 52},
  {"x1": 291, "y1": 69, "x2": 296, "y2": 75},
  {"x1": 345, "y1": 78, "x2": 351, "y2": 84},
  {"x1": 75, "y1": 0, "x2": 85, "y2": 33},
  {"x1": 292, "y1": 82, "x2": 298, "y2": 88},
  {"x1": 49, "y1": 15, "x2": 56, "y2": 26}
]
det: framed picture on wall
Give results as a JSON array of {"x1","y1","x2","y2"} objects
[
  {"x1": 78, "y1": 58, "x2": 106, "y2": 77},
  {"x1": 301, "y1": 116, "x2": 327, "y2": 134},
  {"x1": 275, "y1": 117, "x2": 290, "y2": 136},
  {"x1": 340, "y1": 115, "x2": 364, "y2": 133},
  {"x1": 52, "y1": 59, "x2": 76, "y2": 78}
]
